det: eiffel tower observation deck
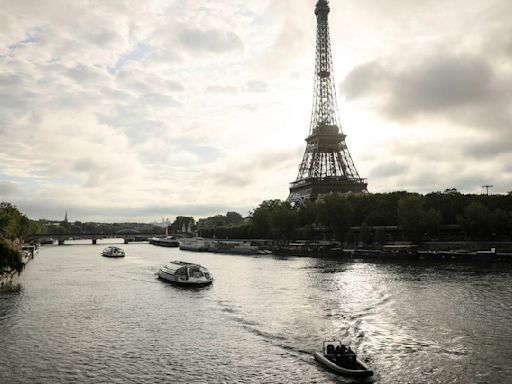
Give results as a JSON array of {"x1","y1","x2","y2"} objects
[{"x1": 288, "y1": 0, "x2": 367, "y2": 204}]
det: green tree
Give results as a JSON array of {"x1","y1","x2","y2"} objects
[
  {"x1": 269, "y1": 202, "x2": 297, "y2": 240},
  {"x1": 489, "y1": 208, "x2": 510, "y2": 239},
  {"x1": 0, "y1": 202, "x2": 41, "y2": 240},
  {"x1": 425, "y1": 191, "x2": 465, "y2": 224},
  {"x1": 0, "y1": 238, "x2": 24, "y2": 274},
  {"x1": 359, "y1": 222, "x2": 373, "y2": 246},
  {"x1": 296, "y1": 200, "x2": 319, "y2": 226},
  {"x1": 374, "y1": 227, "x2": 386, "y2": 244},
  {"x1": 365, "y1": 192, "x2": 407, "y2": 226},
  {"x1": 398, "y1": 195, "x2": 440, "y2": 242},
  {"x1": 169, "y1": 216, "x2": 195, "y2": 232},
  {"x1": 225, "y1": 212, "x2": 244, "y2": 226},
  {"x1": 0, "y1": 202, "x2": 22, "y2": 240},
  {"x1": 0, "y1": 202, "x2": 39, "y2": 274},
  {"x1": 457, "y1": 202, "x2": 491, "y2": 240},
  {"x1": 423, "y1": 208, "x2": 441, "y2": 240},
  {"x1": 316, "y1": 194, "x2": 354, "y2": 241},
  {"x1": 250, "y1": 200, "x2": 281, "y2": 238}
]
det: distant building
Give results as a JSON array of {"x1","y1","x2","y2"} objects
[{"x1": 151, "y1": 218, "x2": 172, "y2": 228}]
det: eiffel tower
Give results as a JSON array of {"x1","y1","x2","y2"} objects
[{"x1": 288, "y1": 0, "x2": 367, "y2": 204}]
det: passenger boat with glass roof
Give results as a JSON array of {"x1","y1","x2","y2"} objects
[
  {"x1": 157, "y1": 261, "x2": 213, "y2": 286},
  {"x1": 101, "y1": 246, "x2": 125, "y2": 258}
]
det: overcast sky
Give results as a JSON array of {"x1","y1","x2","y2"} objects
[{"x1": 1, "y1": 0, "x2": 511, "y2": 222}]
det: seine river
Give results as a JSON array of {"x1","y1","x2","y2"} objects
[{"x1": 1, "y1": 243, "x2": 512, "y2": 383}]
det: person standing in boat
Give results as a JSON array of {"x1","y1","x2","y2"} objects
[
  {"x1": 334, "y1": 345, "x2": 341, "y2": 365},
  {"x1": 335, "y1": 345, "x2": 348, "y2": 365},
  {"x1": 334, "y1": 345, "x2": 342, "y2": 364},
  {"x1": 346, "y1": 347, "x2": 357, "y2": 368}
]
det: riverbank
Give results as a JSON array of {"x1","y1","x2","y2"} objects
[
  {"x1": 343, "y1": 248, "x2": 512, "y2": 263},
  {"x1": 0, "y1": 244, "x2": 37, "y2": 291},
  {"x1": 271, "y1": 241, "x2": 512, "y2": 263}
]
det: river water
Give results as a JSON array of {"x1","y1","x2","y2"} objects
[{"x1": 1, "y1": 243, "x2": 511, "y2": 383}]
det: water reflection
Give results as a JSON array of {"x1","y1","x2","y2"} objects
[
  {"x1": 0, "y1": 284, "x2": 23, "y2": 322},
  {"x1": 305, "y1": 258, "x2": 512, "y2": 383}
]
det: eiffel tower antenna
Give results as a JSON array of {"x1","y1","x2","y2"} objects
[{"x1": 288, "y1": 0, "x2": 367, "y2": 204}]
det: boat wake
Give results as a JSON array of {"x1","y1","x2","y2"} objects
[{"x1": 215, "y1": 299, "x2": 311, "y2": 358}]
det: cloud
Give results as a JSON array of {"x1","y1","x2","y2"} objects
[
  {"x1": 205, "y1": 80, "x2": 268, "y2": 94},
  {"x1": 257, "y1": 0, "x2": 312, "y2": 65},
  {"x1": 0, "y1": 72, "x2": 23, "y2": 87},
  {"x1": 369, "y1": 162, "x2": 408, "y2": 178},
  {"x1": 245, "y1": 80, "x2": 268, "y2": 93},
  {"x1": 0, "y1": 181, "x2": 21, "y2": 197},
  {"x1": 208, "y1": 147, "x2": 303, "y2": 191},
  {"x1": 341, "y1": 47, "x2": 512, "y2": 196},
  {"x1": 342, "y1": 54, "x2": 511, "y2": 128},
  {"x1": 1, "y1": 0, "x2": 512, "y2": 222},
  {"x1": 115, "y1": 68, "x2": 184, "y2": 93},
  {"x1": 67, "y1": 63, "x2": 109, "y2": 84},
  {"x1": 177, "y1": 27, "x2": 243, "y2": 54},
  {"x1": 463, "y1": 137, "x2": 512, "y2": 159},
  {"x1": 206, "y1": 85, "x2": 239, "y2": 93}
]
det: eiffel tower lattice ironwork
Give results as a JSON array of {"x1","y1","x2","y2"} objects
[{"x1": 288, "y1": 0, "x2": 367, "y2": 204}]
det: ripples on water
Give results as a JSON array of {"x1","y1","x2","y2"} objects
[{"x1": 1, "y1": 244, "x2": 512, "y2": 383}]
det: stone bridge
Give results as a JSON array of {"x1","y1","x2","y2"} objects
[{"x1": 25, "y1": 232, "x2": 165, "y2": 245}]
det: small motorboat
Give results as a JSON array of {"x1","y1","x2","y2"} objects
[
  {"x1": 314, "y1": 340, "x2": 373, "y2": 377},
  {"x1": 157, "y1": 261, "x2": 213, "y2": 286},
  {"x1": 101, "y1": 246, "x2": 125, "y2": 258}
]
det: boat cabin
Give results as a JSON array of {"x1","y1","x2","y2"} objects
[
  {"x1": 164, "y1": 261, "x2": 211, "y2": 281},
  {"x1": 102, "y1": 246, "x2": 125, "y2": 257}
]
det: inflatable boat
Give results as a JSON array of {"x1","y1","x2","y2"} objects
[{"x1": 314, "y1": 340, "x2": 373, "y2": 377}]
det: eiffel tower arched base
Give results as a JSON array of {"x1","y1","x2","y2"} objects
[{"x1": 287, "y1": 177, "x2": 367, "y2": 205}]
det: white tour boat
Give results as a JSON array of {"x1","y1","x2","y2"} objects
[
  {"x1": 157, "y1": 261, "x2": 213, "y2": 286},
  {"x1": 101, "y1": 246, "x2": 125, "y2": 258}
]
